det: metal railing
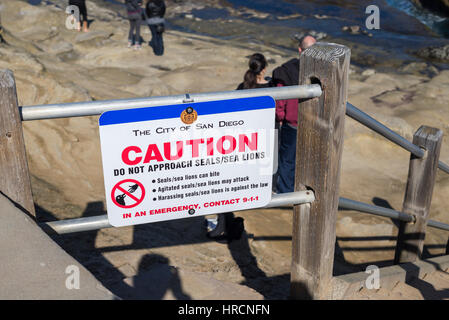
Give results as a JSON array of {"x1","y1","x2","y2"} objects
[
  {"x1": 339, "y1": 197, "x2": 449, "y2": 232},
  {"x1": 44, "y1": 194, "x2": 449, "y2": 234},
  {"x1": 22, "y1": 87, "x2": 449, "y2": 235},
  {"x1": 20, "y1": 85, "x2": 322, "y2": 121},
  {"x1": 43, "y1": 191, "x2": 315, "y2": 234},
  {"x1": 338, "y1": 197, "x2": 414, "y2": 223},
  {"x1": 346, "y1": 102, "x2": 449, "y2": 175},
  {"x1": 19, "y1": 84, "x2": 317, "y2": 234},
  {"x1": 342, "y1": 102, "x2": 449, "y2": 232},
  {"x1": 346, "y1": 102, "x2": 425, "y2": 158}
]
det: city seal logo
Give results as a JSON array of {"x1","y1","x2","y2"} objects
[{"x1": 180, "y1": 107, "x2": 198, "y2": 124}]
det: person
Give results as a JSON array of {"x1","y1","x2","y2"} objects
[
  {"x1": 69, "y1": 0, "x2": 89, "y2": 32},
  {"x1": 206, "y1": 53, "x2": 272, "y2": 242},
  {"x1": 125, "y1": 0, "x2": 143, "y2": 49},
  {"x1": 144, "y1": 0, "x2": 166, "y2": 56},
  {"x1": 272, "y1": 35, "x2": 316, "y2": 193},
  {"x1": 236, "y1": 53, "x2": 271, "y2": 90}
]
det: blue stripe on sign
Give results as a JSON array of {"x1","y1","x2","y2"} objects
[{"x1": 99, "y1": 96, "x2": 275, "y2": 126}]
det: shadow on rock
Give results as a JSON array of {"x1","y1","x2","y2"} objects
[
  {"x1": 111, "y1": 254, "x2": 191, "y2": 300},
  {"x1": 37, "y1": 201, "x2": 190, "y2": 300}
]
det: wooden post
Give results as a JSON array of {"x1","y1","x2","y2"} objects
[
  {"x1": 291, "y1": 43, "x2": 350, "y2": 299},
  {"x1": 0, "y1": 69, "x2": 35, "y2": 217},
  {"x1": 394, "y1": 126, "x2": 443, "y2": 264}
]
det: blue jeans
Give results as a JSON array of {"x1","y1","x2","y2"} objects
[
  {"x1": 128, "y1": 18, "x2": 141, "y2": 45},
  {"x1": 149, "y1": 24, "x2": 164, "y2": 56},
  {"x1": 276, "y1": 123, "x2": 297, "y2": 193}
]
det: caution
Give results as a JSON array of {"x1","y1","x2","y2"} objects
[{"x1": 99, "y1": 96, "x2": 276, "y2": 227}]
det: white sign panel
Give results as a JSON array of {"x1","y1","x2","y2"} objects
[{"x1": 99, "y1": 96, "x2": 275, "y2": 227}]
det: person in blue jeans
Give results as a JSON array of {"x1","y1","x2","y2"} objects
[
  {"x1": 125, "y1": 0, "x2": 143, "y2": 49},
  {"x1": 276, "y1": 123, "x2": 298, "y2": 193},
  {"x1": 272, "y1": 35, "x2": 316, "y2": 193},
  {"x1": 145, "y1": 0, "x2": 166, "y2": 56}
]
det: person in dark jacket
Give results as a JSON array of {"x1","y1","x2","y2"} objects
[
  {"x1": 125, "y1": 0, "x2": 143, "y2": 49},
  {"x1": 272, "y1": 35, "x2": 316, "y2": 193},
  {"x1": 144, "y1": 0, "x2": 166, "y2": 56},
  {"x1": 69, "y1": 0, "x2": 89, "y2": 32},
  {"x1": 206, "y1": 53, "x2": 272, "y2": 242}
]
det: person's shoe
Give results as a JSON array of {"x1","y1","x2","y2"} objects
[
  {"x1": 134, "y1": 44, "x2": 142, "y2": 50},
  {"x1": 127, "y1": 41, "x2": 133, "y2": 48},
  {"x1": 205, "y1": 217, "x2": 218, "y2": 233},
  {"x1": 206, "y1": 215, "x2": 226, "y2": 240}
]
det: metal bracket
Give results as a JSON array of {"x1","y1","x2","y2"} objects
[{"x1": 183, "y1": 93, "x2": 194, "y2": 103}]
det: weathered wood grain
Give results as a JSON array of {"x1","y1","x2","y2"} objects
[
  {"x1": 291, "y1": 43, "x2": 350, "y2": 300},
  {"x1": 0, "y1": 69, "x2": 35, "y2": 217},
  {"x1": 395, "y1": 126, "x2": 443, "y2": 263}
]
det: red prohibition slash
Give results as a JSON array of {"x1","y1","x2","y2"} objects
[{"x1": 111, "y1": 179, "x2": 146, "y2": 209}]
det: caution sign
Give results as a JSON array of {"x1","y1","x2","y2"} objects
[{"x1": 99, "y1": 96, "x2": 276, "y2": 227}]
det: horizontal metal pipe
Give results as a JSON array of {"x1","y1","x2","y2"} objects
[
  {"x1": 427, "y1": 219, "x2": 449, "y2": 232},
  {"x1": 21, "y1": 85, "x2": 322, "y2": 121},
  {"x1": 265, "y1": 190, "x2": 315, "y2": 208},
  {"x1": 339, "y1": 197, "x2": 449, "y2": 232},
  {"x1": 346, "y1": 102, "x2": 425, "y2": 158},
  {"x1": 44, "y1": 214, "x2": 112, "y2": 234},
  {"x1": 438, "y1": 161, "x2": 449, "y2": 175},
  {"x1": 338, "y1": 197, "x2": 414, "y2": 223},
  {"x1": 42, "y1": 191, "x2": 315, "y2": 234},
  {"x1": 346, "y1": 102, "x2": 449, "y2": 175}
]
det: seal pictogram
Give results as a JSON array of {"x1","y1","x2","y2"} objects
[{"x1": 111, "y1": 179, "x2": 146, "y2": 209}]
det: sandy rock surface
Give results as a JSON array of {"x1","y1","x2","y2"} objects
[{"x1": 1, "y1": 0, "x2": 449, "y2": 299}]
